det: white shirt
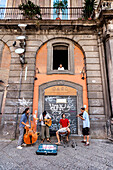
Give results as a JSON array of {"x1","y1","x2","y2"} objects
[
  {"x1": 83, "y1": 111, "x2": 90, "y2": 128},
  {"x1": 39, "y1": 113, "x2": 51, "y2": 126},
  {"x1": 58, "y1": 67, "x2": 64, "y2": 70}
]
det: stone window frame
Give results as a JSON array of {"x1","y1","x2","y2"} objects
[
  {"x1": 47, "y1": 38, "x2": 75, "y2": 75},
  {"x1": 53, "y1": 43, "x2": 68, "y2": 70}
]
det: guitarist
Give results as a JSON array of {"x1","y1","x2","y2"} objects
[
  {"x1": 39, "y1": 110, "x2": 51, "y2": 143},
  {"x1": 17, "y1": 107, "x2": 30, "y2": 149}
]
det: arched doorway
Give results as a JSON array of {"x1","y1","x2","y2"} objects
[
  {"x1": 33, "y1": 38, "x2": 88, "y2": 135},
  {"x1": 38, "y1": 80, "x2": 83, "y2": 135}
]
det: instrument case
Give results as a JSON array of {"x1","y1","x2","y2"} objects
[{"x1": 36, "y1": 144, "x2": 58, "y2": 155}]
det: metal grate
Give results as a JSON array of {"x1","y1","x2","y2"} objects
[{"x1": 44, "y1": 96, "x2": 77, "y2": 134}]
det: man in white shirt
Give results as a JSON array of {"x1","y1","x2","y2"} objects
[
  {"x1": 58, "y1": 64, "x2": 64, "y2": 70},
  {"x1": 39, "y1": 110, "x2": 51, "y2": 143},
  {"x1": 77, "y1": 107, "x2": 90, "y2": 146}
]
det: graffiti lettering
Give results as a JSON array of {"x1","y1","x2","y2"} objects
[{"x1": 44, "y1": 96, "x2": 77, "y2": 133}]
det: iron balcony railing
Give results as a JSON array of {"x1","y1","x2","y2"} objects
[{"x1": 0, "y1": 7, "x2": 83, "y2": 20}]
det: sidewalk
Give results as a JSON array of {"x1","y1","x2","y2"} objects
[{"x1": 0, "y1": 138, "x2": 113, "y2": 170}]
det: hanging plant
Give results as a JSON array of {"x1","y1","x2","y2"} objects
[
  {"x1": 18, "y1": 0, "x2": 42, "y2": 19},
  {"x1": 83, "y1": 0, "x2": 97, "y2": 19},
  {"x1": 53, "y1": 0, "x2": 68, "y2": 19}
]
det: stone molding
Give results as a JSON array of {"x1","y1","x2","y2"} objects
[{"x1": 47, "y1": 38, "x2": 75, "y2": 74}]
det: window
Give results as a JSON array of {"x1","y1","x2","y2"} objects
[
  {"x1": 47, "y1": 39, "x2": 74, "y2": 74},
  {"x1": 0, "y1": 0, "x2": 7, "y2": 7},
  {"x1": 51, "y1": 0, "x2": 70, "y2": 20},
  {"x1": 0, "y1": 0, "x2": 7, "y2": 19},
  {"x1": 53, "y1": 45, "x2": 68, "y2": 70}
]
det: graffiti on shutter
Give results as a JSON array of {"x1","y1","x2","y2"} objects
[{"x1": 44, "y1": 96, "x2": 77, "y2": 134}]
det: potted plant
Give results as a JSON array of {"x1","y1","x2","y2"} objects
[
  {"x1": 83, "y1": 0, "x2": 96, "y2": 20},
  {"x1": 18, "y1": 0, "x2": 42, "y2": 19},
  {"x1": 53, "y1": 0, "x2": 68, "y2": 20}
]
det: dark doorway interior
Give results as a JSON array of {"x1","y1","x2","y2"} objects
[{"x1": 53, "y1": 45, "x2": 68, "y2": 70}]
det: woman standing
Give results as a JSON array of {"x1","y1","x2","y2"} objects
[{"x1": 17, "y1": 107, "x2": 30, "y2": 149}]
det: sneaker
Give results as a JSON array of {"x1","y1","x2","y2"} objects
[
  {"x1": 84, "y1": 143, "x2": 90, "y2": 146},
  {"x1": 17, "y1": 146, "x2": 23, "y2": 149},
  {"x1": 21, "y1": 143, "x2": 27, "y2": 147}
]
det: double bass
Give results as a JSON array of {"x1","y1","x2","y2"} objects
[{"x1": 24, "y1": 116, "x2": 39, "y2": 145}]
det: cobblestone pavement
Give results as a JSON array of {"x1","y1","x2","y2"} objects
[{"x1": 0, "y1": 138, "x2": 113, "y2": 170}]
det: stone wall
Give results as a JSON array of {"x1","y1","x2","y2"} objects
[{"x1": 0, "y1": 20, "x2": 108, "y2": 139}]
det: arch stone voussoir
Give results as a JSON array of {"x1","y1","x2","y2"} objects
[{"x1": 2, "y1": 35, "x2": 12, "y2": 44}]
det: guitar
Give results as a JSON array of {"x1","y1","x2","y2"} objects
[
  {"x1": 44, "y1": 119, "x2": 52, "y2": 127},
  {"x1": 35, "y1": 117, "x2": 52, "y2": 127}
]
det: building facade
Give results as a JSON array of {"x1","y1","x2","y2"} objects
[{"x1": 0, "y1": 0, "x2": 113, "y2": 139}]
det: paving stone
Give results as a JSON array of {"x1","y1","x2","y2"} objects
[{"x1": 0, "y1": 139, "x2": 113, "y2": 170}]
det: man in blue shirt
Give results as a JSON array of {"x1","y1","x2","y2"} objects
[
  {"x1": 17, "y1": 107, "x2": 30, "y2": 149},
  {"x1": 77, "y1": 107, "x2": 90, "y2": 146}
]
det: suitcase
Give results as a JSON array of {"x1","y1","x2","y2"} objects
[{"x1": 36, "y1": 144, "x2": 58, "y2": 155}]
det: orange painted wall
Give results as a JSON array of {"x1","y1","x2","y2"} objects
[
  {"x1": 1, "y1": 44, "x2": 11, "y2": 70},
  {"x1": 0, "y1": 44, "x2": 11, "y2": 84},
  {"x1": 0, "y1": 44, "x2": 11, "y2": 114},
  {"x1": 33, "y1": 42, "x2": 88, "y2": 119}
]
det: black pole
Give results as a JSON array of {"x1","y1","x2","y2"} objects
[
  {"x1": 14, "y1": 23, "x2": 27, "y2": 139},
  {"x1": 14, "y1": 65, "x2": 24, "y2": 139}
]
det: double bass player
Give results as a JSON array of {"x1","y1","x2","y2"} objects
[{"x1": 17, "y1": 107, "x2": 30, "y2": 149}]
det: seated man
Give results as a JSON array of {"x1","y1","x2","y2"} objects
[
  {"x1": 58, "y1": 64, "x2": 64, "y2": 70},
  {"x1": 56, "y1": 113, "x2": 70, "y2": 144}
]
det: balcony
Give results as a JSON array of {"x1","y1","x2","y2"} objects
[
  {"x1": 95, "y1": 0, "x2": 113, "y2": 19},
  {"x1": 0, "y1": 7, "x2": 83, "y2": 20}
]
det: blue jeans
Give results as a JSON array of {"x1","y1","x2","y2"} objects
[{"x1": 17, "y1": 127, "x2": 24, "y2": 146}]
